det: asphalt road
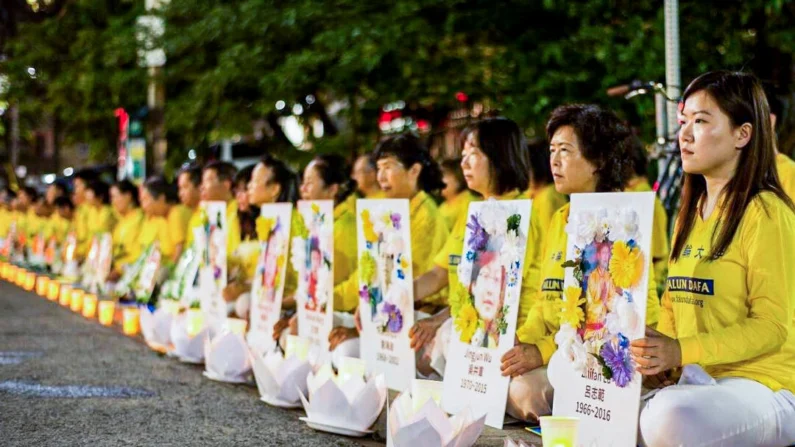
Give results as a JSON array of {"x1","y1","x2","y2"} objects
[{"x1": 0, "y1": 281, "x2": 540, "y2": 447}]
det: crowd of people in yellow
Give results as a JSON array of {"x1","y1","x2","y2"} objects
[{"x1": 1, "y1": 70, "x2": 795, "y2": 446}]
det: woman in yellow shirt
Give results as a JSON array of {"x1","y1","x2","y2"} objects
[
  {"x1": 238, "y1": 155, "x2": 299, "y2": 336},
  {"x1": 84, "y1": 180, "x2": 116, "y2": 243},
  {"x1": 408, "y1": 118, "x2": 545, "y2": 377},
  {"x1": 138, "y1": 178, "x2": 175, "y2": 262},
  {"x1": 633, "y1": 71, "x2": 795, "y2": 446},
  {"x1": 109, "y1": 180, "x2": 145, "y2": 278},
  {"x1": 438, "y1": 159, "x2": 478, "y2": 231},
  {"x1": 328, "y1": 134, "x2": 450, "y2": 358},
  {"x1": 506, "y1": 105, "x2": 660, "y2": 422}
]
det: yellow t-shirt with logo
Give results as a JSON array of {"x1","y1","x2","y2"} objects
[
  {"x1": 112, "y1": 208, "x2": 145, "y2": 270},
  {"x1": 74, "y1": 204, "x2": 91, "y2": 256},
  {"x1": 659, "y1": 192, "x2": 795, "y2": 392},
  {"x1": 776, "y1": 152, "x2": 795, "y2": 202},
  {"x1": 334, "y1": 190, "x2": 450, "y2": 311},
  {"x1": 517, "y1": 203, "x2": 661, "y2": 364},
  {"x1": 435, "y1": 190, "x2": 544, "y2": 324},
  {"x1": 626, "y1": 178, "x2": 670, "y2": 292},
  {"x1": 439, "y1": 190, "x2": 478, "y2": 232}
]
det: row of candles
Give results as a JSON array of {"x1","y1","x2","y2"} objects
[
  {"x1": 0, "y1": 262, "x2": 137, "y2": 335},
  {"x1": 0, "y1": 261, "x2": 249, "y2": 342}
]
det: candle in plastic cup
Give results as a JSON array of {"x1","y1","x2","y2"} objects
[
  {"x1": 412, "y1": 379, "x2": 444, "y2": 412},
  {"x1": 70, "y1": 289, "x2": 85, "y2": 312},
  {"x1": 59, "y1": 284, "x2": 73, "y2": 306},
  {"x1": 24, "y1": 272, "x2": 36, "y2": 291},
  {"x1": 225, "y1": 318, "x2": 247, "y2": 336},
  {"x1": 122, "y1": 307, "x2": 140, "y2": 336},
  {"x1": 15, "y1": 268, "x2": 24, "y2": 285},
  {"x1": 47, "y1": 281, "x2": 60, "y2": 301},
  {"x1": 539, "y1": 416, "x2": 580, "y2": 447},
  {"x1": 186, "y1": 309, "x2": 204, "y2": 337},
  {"x1": 285, "y1": 335, "x2": 310, "y2": 361},
  {"x1": 82, "y1": 294, "x2": 98, "y2": 319},
  {"x1": 338, "y1": 356, "x2": 367, "y2": 384},
  {"x1": 36, "y1": 276, "x2": 49, "y2": 296},
  {"x1": 98, "y1": 301, "x2": 116, "y2": 326}
]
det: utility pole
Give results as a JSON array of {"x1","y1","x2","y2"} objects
[{"x1": 664, "y1": 0, "x2": 681, "y2": 140}]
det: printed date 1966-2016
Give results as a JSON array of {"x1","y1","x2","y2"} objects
[
  {"x1": 576, "y1": 401, "x2": 611, "y2": 421},
  {"x1": 460, "y1": 378, "x2": 487, "y2": 394}
]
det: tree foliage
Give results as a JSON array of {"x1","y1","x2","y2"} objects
[{"x1": 2, "y1": 0, "x2": 794, "y2": 169}]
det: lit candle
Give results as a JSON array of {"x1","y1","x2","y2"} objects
[
  {"x1": 98, "y1": 301, "x2": 116, "y2": 326},
  {"x1": 47, "y1": 281, "x2": 60, "y2": 301},
  {"x1": 59, "y1": 284, "x2": 73, "y2": 306},
  {"x1": 411, "y1": 378, "x2": 444, "y2": 412},
  {"x1": 539, "y1": 416, "x2": 580, "y2": 447},
  {"x1": 82, "y1": 294, "x2": 98, "y2": 319},
  {"x1": 186, "y1": 309, "x2": 204, "y2": 337},
  {"x1": 337, "y1": 356, "x2": 367, "y2": 384},
  {"x1": 122, "y1": 307, "x2": 140, "y2": 336},
  {"x1": 36, "y1": 276, "x2": 49, "y2": 296},
  {"x1": 225, "y1": 318, "x2": 248, "y2": 336},
  {"x1": 70, "y1": 289, "x2": 85, "y2": 312},
  {"x1": 0, "y1": 262, "x2": 8, "y2": 280},
  {"x1": 285, "y1": 335, "x2": 310, "y2": 361},
  {"x1": 15, "y1": 268, "x2": 25, "y2": 286},
  {"x1": 24, "y1": 272, "x2": 36, "y2": 291}
]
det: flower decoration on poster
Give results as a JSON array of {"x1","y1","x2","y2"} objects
[
  {"x1": 557, "y1": 208, "x2": 645, "y2": 387},
  {"x1": 451, "y1": 200, "x2": 525, "y2": 349},
  {"x1": 358, "y1": 208, "x2": 408, "y2": 334},
  {"x1": 255, "y1": 215, "x2": 288, "y2": 300},
  {"x1": 291, "y1": 204, "x2": 332, "y2": 312}
]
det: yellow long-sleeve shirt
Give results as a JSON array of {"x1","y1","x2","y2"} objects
[
  {"x1": 658, "y1": 192, "x2": 795, "y2": 391},
  {"x1": 112, "y1": 208, "x2": 146, "y2": 271},
  {"x1": 168, "y1": 204, "x2": 194, "y2": 253},
  {"x1": 627, "y1": 178, "x2": 670, "y2": 292},
  {"x1": 439, "y1": 190, "x2": 478, "y2": 232},
  {"x1": 334, "y1": 190, "x2": 449, "y2": 311},
  {"x1": 516, "y1": 203, "x2": 661, "y2": 364},
  {"x1": 74, "y1": 204, "x2": 91, "y2": 257},
  {"x1": 776, "y1": 152, "x2": 795, "y2": 202},
  {"x1": 87, "y1": 205, "x2": 116, "y2": 240},
  {"x1": 332, "y1": 194, "x2": 359, "y2": 312},
  {"x1": 138, "y1": 215, "x2": 174, "y2": 261},
  {"x1": 526, "y1": 183, "x2": 568, "y2": 236}
]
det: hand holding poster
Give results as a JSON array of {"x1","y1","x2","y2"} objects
[
  {"x1": 548, "y1": 192, "x2": 655, "y2": 447},
  {"x1": 357, "y1": 199, "x2": 415, "y2": 392},
  {"x1": 199, "y1": 202, "x2": 228, "y2": 322},
  {"x1": 292, "y1": 201, "x2": 334, "y2": 353},
  {"x1": 247, "y1": 203, "x2": 293, "y2": 356},
  {"x1": 441, "y1": 199, "x2": 532, "y2": 429}
]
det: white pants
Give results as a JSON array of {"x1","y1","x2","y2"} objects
[{"x1": 639, "y1": 375, "x2": 795, "y2": 447}]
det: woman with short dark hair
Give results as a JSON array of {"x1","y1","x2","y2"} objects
[{"x1": 506, "y1": 104, "x2": 661, "y2": 423}]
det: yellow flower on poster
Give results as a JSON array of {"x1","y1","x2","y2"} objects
[
  {"x1": 609, "y1": 240, "x2": 644, "y2": 289},
  {"x1": 560, "y1": 286, "x2": 586, "y2": 328},
  {"x1": 454, "y1": 303, "x2": 479, "y2": 343}
]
